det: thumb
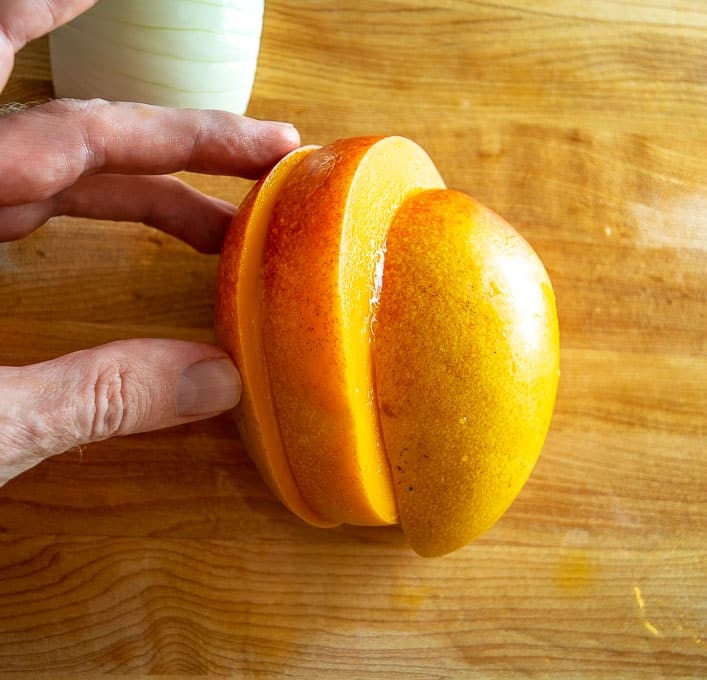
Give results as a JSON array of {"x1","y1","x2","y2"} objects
[{"x1": 0, "y1": 339, "x2": 241, "y2": 485}]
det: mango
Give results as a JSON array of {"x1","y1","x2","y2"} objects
[
  {"x1": 374, "y1": 189, "x2": 559, "y2": 556},
  {"x1": 216, "y1": 145, "x2": 334, "y2": 528},
  {"x1": 215, "y1": 136, "x2": 559, "y2": 556}
]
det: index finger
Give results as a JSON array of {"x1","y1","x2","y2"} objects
[
  {"x1": 0, "y1": 0, "x2": 98, "y2": 90},
  {"x1": 0, "y1": 99, "x2": 300, "y2": 205}
]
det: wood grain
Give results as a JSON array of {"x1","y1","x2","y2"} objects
[{"x1": 1, "y1": 1, "x2": 705, "y2": 677}]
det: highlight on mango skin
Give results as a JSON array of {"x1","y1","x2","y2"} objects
[{"x1": 215, "y1": 136, "x2": 559, "y2": 557}]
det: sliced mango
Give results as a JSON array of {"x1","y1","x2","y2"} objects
[
  {"x1": 216, "y1": 136, "x2": 560, "y2": 556},
  {"x1": 373, "y1": 189, "x2": 560, "y2": 556},
  {"x1": 261, "y1": 137, "x2": 445, "y2": 525},
  {"x1": 216, "y1": 146, "x2": 336, "y2": 528}
]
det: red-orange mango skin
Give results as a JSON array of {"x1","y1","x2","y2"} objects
[
  {"x1": 216, "y1": 147, "x2": 335, "y2": 528},
  {"x1": 261, "y1": 136, "x2": 444, "y2": 525},
  {"x1": 261, "y1": 137, "x2": 393, "y2": 525}
]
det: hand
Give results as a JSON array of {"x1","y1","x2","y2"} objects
[{"x1": 0, "y1": 1, "x2": 300, "y2": 486}]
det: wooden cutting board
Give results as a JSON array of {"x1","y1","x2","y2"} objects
[{"x1": 1, "y1": 2, "x2": 705, "y2": 676}]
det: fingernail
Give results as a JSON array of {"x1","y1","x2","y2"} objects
[
  {"x1": 263, "y1": 120, "x2": 296, "y2": 129},
  {"x1": 176, "y1": 358, "x2": 242, "y2": 417},
  {"x1": 262, "y1": 120, "x2": 300, "y2": 145}
]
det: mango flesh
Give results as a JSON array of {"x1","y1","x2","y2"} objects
[
  {"x1": 374, "y1": 189, "x2": 559, "y2": 556},
  {"x1": 215, "y1": 136, "x2": 559, "y2": 555},
  {"x1": 262, "y1": 136, "x2": 445, "y2": 525}
]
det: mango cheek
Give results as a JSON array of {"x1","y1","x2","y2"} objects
[{"x1": 373, "y1": 189, "x2": 559, "y2": 557}]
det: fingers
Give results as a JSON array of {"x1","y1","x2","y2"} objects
[
  {"x1": 0, "y1": 339, "x2": 241, "y2": 486},
  {"x1": 0, "y1": 174, "x2": 237, "y2": 252},
  {"x1": 0, "y1": 99, "x2": 300, "y2": 206},
  {"x1": 0, "y1": 0, "x2": 98, "y2": 48},
  {"x1": 0, "y1": 0, "x2": 98, "y2": 90}
]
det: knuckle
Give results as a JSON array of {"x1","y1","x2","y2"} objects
[
  {"x1": 45, "y1": 98, "x2": 110, "y2": 173},
  {"x1": 86, "y1": 361, "x2": 129, "y2": 442},
  {"x1": 0, "y1": 99, "x2": 110, "y2": 204},
  {"x1": 43, "y1": 0, "x2": 61, "y2": 30}
]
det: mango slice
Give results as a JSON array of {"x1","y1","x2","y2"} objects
[
  {"x1": 373, "y1": 189, "x2": 560, "y2": 556},
  {"x1": 216, "y1": 136, "x2": 559, "y2": 555},
  {"x1": 216, "y1": 146, "x2": 335, "y2": 528},
  {"x1": 262, "y1": 137, "x2": 445, "y2": 525}
]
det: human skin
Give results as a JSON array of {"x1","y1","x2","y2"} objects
[{"x1": 0, "y1": 0, "x2": 300, "y2": 487}]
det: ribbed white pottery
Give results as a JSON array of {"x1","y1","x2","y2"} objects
[{"x1": 49, "y1": 0, "x2": 264, "y2": 114}]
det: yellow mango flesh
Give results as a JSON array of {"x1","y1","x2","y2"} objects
[
  {"x1": 216, "y1": 146, "x2": 335, "y2": 528},
  {"x1": 373, "y1": 189, "x2": 560, "y2": 556},
  {"x1": 262, "y1": 137, "x2": 445, "y2": 525}
]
